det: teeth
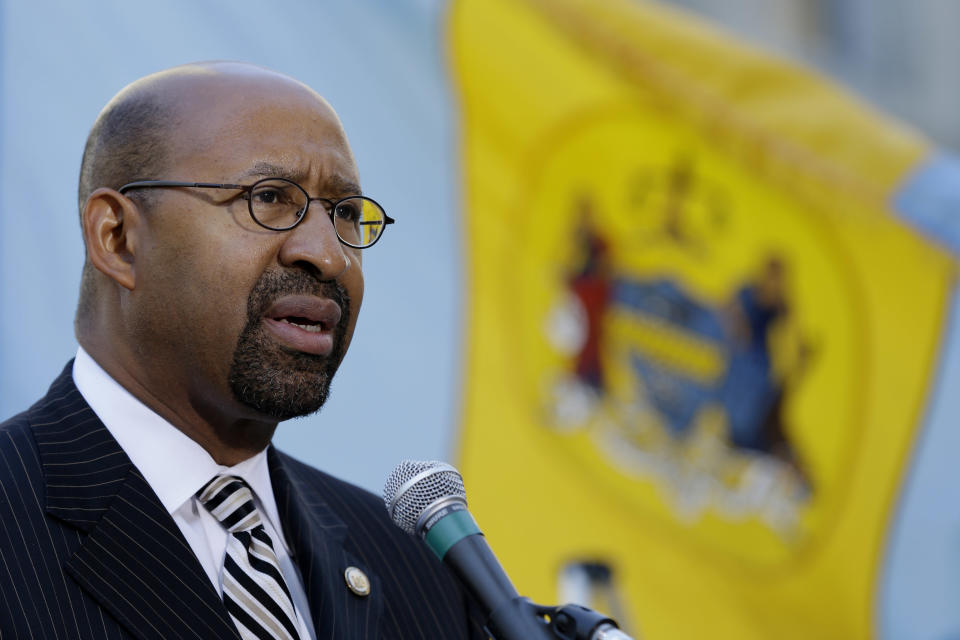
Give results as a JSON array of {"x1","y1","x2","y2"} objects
[{"x1": 278, "y1": 318, "x2": 325, "y2": 333}]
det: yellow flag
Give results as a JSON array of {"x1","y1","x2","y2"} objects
[{"x1": 451, "y1": 0, "x2": 955, "y2": 638}]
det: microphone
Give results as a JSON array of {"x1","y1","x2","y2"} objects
[{"x1": 383, "y1": 460, "x2": 632, "y2": 640}]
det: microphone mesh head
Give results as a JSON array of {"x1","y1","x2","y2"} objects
[{"x1": 383, "y1": 460, "x2": 466, "y2": 535}]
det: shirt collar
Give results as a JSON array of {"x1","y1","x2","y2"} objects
[{"x1": 71, "y1": 346, "x2": 286, "y2": 540}]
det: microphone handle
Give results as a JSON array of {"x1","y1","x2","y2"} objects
[{"x1": 444, "y1": 534, "x2": 553, "y2": 640}]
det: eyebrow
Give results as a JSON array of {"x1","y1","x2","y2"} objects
[{"x1": 240, "y1": 162, "x2": 363, "y2": 197}]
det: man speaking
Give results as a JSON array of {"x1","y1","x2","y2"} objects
[{"x1": 0, "y1": 62, "x2": 485, "y2": 639}]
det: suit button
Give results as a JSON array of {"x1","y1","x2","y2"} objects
[{"x1": 344, "y1": 566, "x2": 371, "y2": 597}]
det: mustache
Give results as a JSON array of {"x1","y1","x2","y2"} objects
[{"x1": 246, "y1": 270, "x2": 350, "y2": 327}]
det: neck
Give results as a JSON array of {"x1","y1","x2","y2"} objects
[{"x1": 78, "y1": 337, "x2": 279, "y2": 466}]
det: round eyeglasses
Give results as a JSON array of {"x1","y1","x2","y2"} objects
[{"x1": 117, "y1": 177, "x2": 394, "y2": 248}]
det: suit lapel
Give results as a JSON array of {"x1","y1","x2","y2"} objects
[
  {"x1": 269, "y1": 449, "x2": 382, "y2": 640},
  {"x1": 33, "y1": 366, "x2": 239, "y2": 640}
]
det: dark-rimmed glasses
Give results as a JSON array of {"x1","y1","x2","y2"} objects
[{"x1": 117, "y1": 177, "x2": 394, "y2": 248}]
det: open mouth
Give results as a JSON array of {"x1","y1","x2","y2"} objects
[
  {"x1": 262, "y1": 295, "x2": 343, "y2": 356},
  {"x1": 275, "y1": 316, "x2": 328, "y2": 333}
]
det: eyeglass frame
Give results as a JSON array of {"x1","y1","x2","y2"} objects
[{"x1": 116, "y1": 177, "x2": 395, "y2": 249}]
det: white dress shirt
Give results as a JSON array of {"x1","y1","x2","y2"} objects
[{"x1": 72, "y1": 346, "x2": 317, "y2": 640}]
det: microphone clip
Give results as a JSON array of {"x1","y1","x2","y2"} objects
[
  {"x1": 542, "y1": 602, "x2": 632, "y2": 640},
  {"x1": 486, "y1": 598, "x2": 632, "y2": 640}
]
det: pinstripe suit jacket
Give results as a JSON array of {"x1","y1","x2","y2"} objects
[{"x1": 0, "y1": 363, "x2": 487, "y2": 639}]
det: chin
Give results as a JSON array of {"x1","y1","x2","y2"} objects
[{"x1": 228, "y1": 344, "x2": 341, "y2": 421}]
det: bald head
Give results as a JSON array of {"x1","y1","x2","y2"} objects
[{"x1": 77, "y1": 62, "x2": 335, "y2": 215}]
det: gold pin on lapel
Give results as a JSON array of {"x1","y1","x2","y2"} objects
[{"x1": 344, "y1": 566, "x2": 371, "y2": 597}]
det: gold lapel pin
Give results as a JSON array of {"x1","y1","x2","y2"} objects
[{"x1": 344, "y1": 566, "x2": 371, "y2": 597}]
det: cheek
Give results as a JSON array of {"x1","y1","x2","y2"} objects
[
  {"x1": 195, "y1": 247, "x2": 274, "y2": 334},
  {"x1": 197, "y1": 267, "x2": 250, "y2": 330},
  {"x1": 143, "y1": 233, "x2": 268, "y2": 351}
]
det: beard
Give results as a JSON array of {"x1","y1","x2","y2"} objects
[{"x1": 228, "y1": 270, "x2": 350, "y2": 420}]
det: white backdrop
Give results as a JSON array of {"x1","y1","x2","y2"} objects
[{"x1": 0, "y1": 0, "x2": 461, "y2": 494}]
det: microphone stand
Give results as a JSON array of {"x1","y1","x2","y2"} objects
[{"x1": 485, "y1": 598, "x2": 634, "y2": 640}]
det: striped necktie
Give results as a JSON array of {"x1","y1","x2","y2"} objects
[{"x1": 197, "y1": 475, "x2": 303, "y2": 640}]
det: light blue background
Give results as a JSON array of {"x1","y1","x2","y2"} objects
[{"x1": 0, "y1": 0, "x2": 462, "y2": 495}]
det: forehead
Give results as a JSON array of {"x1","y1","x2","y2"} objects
[{"x1": 164, "y1": 74, "x2": 359, "y2": 190}]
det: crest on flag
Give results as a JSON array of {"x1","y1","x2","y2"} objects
[{"x1": 517, "y1": 110, "x2": 863, "y2": 562}]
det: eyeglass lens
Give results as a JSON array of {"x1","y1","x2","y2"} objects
[{"x1": 248, "y1": 178, "x2": 386, "y2": 247}]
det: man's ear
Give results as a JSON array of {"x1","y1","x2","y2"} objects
[{"x1": 82, "y1": 187, "x2": 144, "y2": 291}]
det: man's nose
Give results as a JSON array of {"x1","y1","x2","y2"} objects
[{"x1": 277, "y1": 203, "x2": 350, "y2": 280}]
